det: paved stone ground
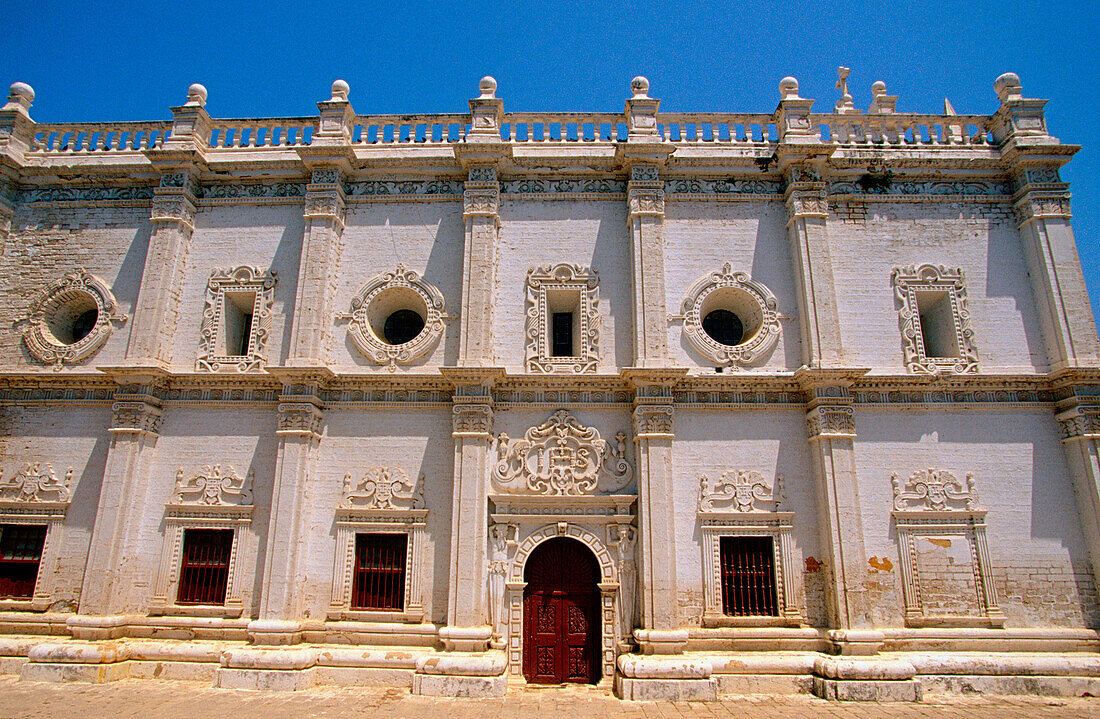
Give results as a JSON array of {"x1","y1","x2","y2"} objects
[{"x1": 0, "y1": 677, "x2": 1097, "y2": 719}]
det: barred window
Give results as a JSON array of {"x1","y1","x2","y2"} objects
[
  {"x1": 351, "y1": 533, "x2": 407, "y2": 611},
  {"x1": 719, "y1": 536, "x2": 778, "y2": 616},
  {"x1": 0, "y1": 525, "x2": 47, "y2": 600},
  {"x1": 177, "y1": 529, "x2": 233, "y2": 605}
]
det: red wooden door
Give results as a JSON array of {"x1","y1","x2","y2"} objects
[{"x1": 522, "y1": 537, "x2": 600, "y2": 684}]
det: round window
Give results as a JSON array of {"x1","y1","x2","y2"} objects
[
  {"x1": 383, "y1": 309, "x2": 425, "y2": 345},
  {"x1": 46, "y1": 291, "x2": 99, "y2": 345},
  {"x1": 702, "y1": 309, "x2": 744, "y2": 347}
]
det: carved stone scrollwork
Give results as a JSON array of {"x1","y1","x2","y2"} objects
[
  {"x1": 785, "y1": 189, "x2": 829, "y2": 219},
  {"x1": 0, "y1": 463, "x2": 72, "y2": 503},
  {"x1": 453, "y1": 402, "x2": 494, "y2": 436},
  {"x1": 805, "y1": 405, "x2": 855, "y2": 439},
  {"x1": 344, "y1": 266, "x2": 447, "y2": 370},
  {"x1": 173, "y1": 465, "x2": 254, "y2": 506},
  {"x1": 891, "y1": 468, "x2": 979, "y2": 511},
  {"x1": 1058, "y1": 404, "x2": 1100, "y2": 440},
  {"x1": 525, "y1": 264, "x2": 600, "y2": 374},
  {"x1": 196, "y1": 266, "x2": 277, "y2": 373},
  {"x1": 341, "y1": 467, "x2": 424, "y2": 510},
  {"x1": 21, "y1": 268, "x2": 128, "y2": 369},
  {"x1": 492, "y1": 410, "x2": 633, "y2": 495},
  {"x1": 277, "y1": 402, "x2": 323, "y2": 438},
  {"x1": 680, "y1": 263, "x2": 781, "y2": 366},
  {"x1": 111, "y1": 401, "x2": 162, "y2": 435},
  {"x1": 892, "y1": 264, "x2": 979, "y2": 375},
  {"x1": 633, "y1": 404, "x2": 674, "y2": 437},
  {"x1": 1013, "y1": 195, "x2": 1072, "y2": 225},
  {"x1": 698, "y1": 470, "x2": 783, "y2": 513}
]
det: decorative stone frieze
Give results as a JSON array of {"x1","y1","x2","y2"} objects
[
  {"x1": 680, "y1": 264, "x2": 781, "y2": 367},
  {"x1": 524, "y1": 264, "x2": 600, "y2": 374},
  {"x1": 890, "y1": 469, "x2": 1003, "y2": 627},
  {"x1": 341, "y1": 266, "x2": 446, "y2": 370},
  {"x1": 345, "y1": 179, "x2": 462, "y2": 198},
  {"x1": 196, "y1": 266, "x2": 278, "y2": 373},
  {"x1": 891, "y1": 264, "x2": 979, "y2": 375},
  {"x1": 492, "y1": 410, "x2": 633, "y2": 496},
  {"x1": 20, "y1": 268, "x2": 127, "y2": 369}
]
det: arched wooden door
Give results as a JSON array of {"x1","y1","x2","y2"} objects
[{"x1": 522, "y1": 537, "x2": 601, "y2": 684}]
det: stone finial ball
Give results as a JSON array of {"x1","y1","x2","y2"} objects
[
  {"x1": 187, "y1": 83, "x2": 208, "y2": 105},
  {"x1": 631, "y1": 76, "x2": 650, "y2": 96},
  {"x1": 479, "y1": 76, "x2": 497, "y2": 98},
  {"x1": 871, "y1": 81, "x2": 886, "y2": 96},
  {"x1": 331, "y1": 79, "x2": 350, "y2": 100},
  {"x1": 9, "y1": 81, "x2": 34, "y2": 102},
  {"x1": 779, "y1": 76, "x2": 799, "y2": 98},
  {"x1": 994, "y1": 71, "x2": 1021, "y2": 95}
]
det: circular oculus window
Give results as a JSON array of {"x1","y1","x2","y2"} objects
[
  {"x1": 22, "y1": 268, "x2": 126, "y2": 369},
  {"x1": 681, "y1": 264, "x2": 780, "y2": 366},
  {"x1": 346, "y1": 266, "x2": 446, "y2": 370}
]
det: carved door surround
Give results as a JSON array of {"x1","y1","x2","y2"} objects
[{"x1": 522, "y1": 536, "x2": 601, "y2": 684}]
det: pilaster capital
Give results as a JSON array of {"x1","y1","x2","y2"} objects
[
  {"x1": 626, "y1": 163, "x2": 666, "y2": 217},
  {"x1": 303, "y1": 167, "x2": 347, "y2": 225},
  {"x1": 1057, "y1": 403, "x2": 1100, "y2": 442},
  {"x1": 463, "y1": 165, "x2": 500, "y2": 218},
  {"x1": 784, "y1": 167, "x2": 829, "y2": 221},
  {"x1": 452, "y1": 401, "x2": 494, "y2": 437},
  {"x1": 632, "y1": 402, "x2": 674, "y2": 439},
  {"x1": 1012, "y1": 193, "x2": 1072, "y2": 225},
  {"x1": 148, "y1": 168, "x2": 200, "y2": 230},
  {"x1": 110, "y1": 400, "x2": 162, "y2": 436},
  {"x1": 805, "y1": 404, "x2": 855, "y2": 440},
  {"x1": 276, "y1": 401, "x2": 323, "y2": 439}
]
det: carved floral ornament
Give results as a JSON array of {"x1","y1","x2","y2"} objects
[
  {"x1": 172, "y1": 465, "x2": 253, "y2": 507},
  {"x1": 21, "y1": 268, "x2": 127, "y2": 369},
  {"x1": 891, "y1": 264, "x2": 978, "y2": 375},
  {"x1": 196, "y1": 265, "x2": 277, "y2": 373},
  {"x1": 342, "y1": 266, "x2": 447, "y2": 371},
  {"x1": 493, "y1": 410, "x2": 633, "y2": 496},
  {"x1": 680, "y1": 264, "x2": 781, "y2": 366},
  {"x1": 0, "y1": 463, "x2": 72, "y2": 504},
  {"x1": 341, "y1": 467, "x2": 425, "y2": 511},
  {"x1": 525, "y1": 264, "x2": 600, "y2": 374},
  {"x1": 698, "y1": 470, "x2": 784, "y2": 513},
  {"x1": 891, "y1": 468, "x2": 980, "y2": 512}
]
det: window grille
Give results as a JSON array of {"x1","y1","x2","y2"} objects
[
  {"x1": 351, "y1": 533, "x2": 407, "y2": 611},
  {"x1": 719, "y1": 535, "x2": 778, "y2": 616},
  {"x1": 0, "y1": 524, "x2": 46, "y2": 599},
  {"x1": 177, "y1": 528, "x2": 233, "y2": 605}
]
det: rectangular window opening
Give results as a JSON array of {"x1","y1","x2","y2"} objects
[
  {"x1": 546, "y1": 288, "x2": 582, "y2": 358},
  {"x1": 552, "y1": 312, "x2": 574, "y2": 357},
  {"x1": 351, "y1": 533, "x2": 407, "y2": 611},
  {"x1": 0, "y1": 524, "x2": 46, "y2": 600},
  {"x1": 915, "y1": 290, "x2": 960, "y2": 359},
  {"x1": 177, "y1": 528, "x2": 233, "y2": 605},
  {"x1": 222, "y1": 291, "x2": 257, "y2": 357},
  {"x1": 719, "y1": 535, "x2": 778, "y2": 617}
]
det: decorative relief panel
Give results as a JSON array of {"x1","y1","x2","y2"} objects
[
  {"x1": 341, "y1": 467, "x2": 424, "y2": 511},
  {"x1": 892, "y1": 264, "x2": 978, "y2": 375},
  {"x1": 196, "y1": 266, "x2": 277, "y2": 373},
  {"x1": 524, "y1": 264, "x2": 600, "y2": 374},
  {"x1": 172, "y1": 465, "x2": 254, "y2": 507},
  {"x1": 890, "y1": 469, "x2": 1003, "y2": 628},
  {"x1": 492, "y1": 411, "x2": 633, "y2": 495},
  {"x1": 680, "y1": 264, "x2": 781, "y2": 367},
  {"x1": 0, "y1": 462, "x2": 72, "y2": 503},
  {"x1": 342, "y1": 266, "x2": 446, "y2": 370},
  {"x1": 21, "y1": 268, "x2": 127, "y2": 369},
  {"x1": 697, "y1": 469, "x2": 801, "y2": 626}
]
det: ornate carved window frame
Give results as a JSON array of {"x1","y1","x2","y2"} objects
[
  {"x1": 524, "y1": 264, "x2": 600, "y2": 374},
  {"x1": 196, "y1": 266, "x2": 277, "y2": 373},
  {"x1": 891, "y1": 468, "x2": 1004, "y2": 628},
  {"x1": 0, "y1": 463, "x2": 72, "y2": 611},
  {"x1": 150, "y1": 465, "x2": 254, "y2": 617},
  {"x1": 343, "y1": 266, "x2": 447, "y2": 371},
  {"x1": 21, "y1": 268, "x2": 127, "y2": 369},
  {"x1": 327, "y1": 467, "x2": 428, "y2": 622},
  {"x1": 680, "y1": 264, "x2": 780, "y2": 366},
  {"x1": 697, "y1": 471, "x2": 802, "y2": 627},
  {"x1": 891, "y1": 264, "x2": 978, "y2": 375}
]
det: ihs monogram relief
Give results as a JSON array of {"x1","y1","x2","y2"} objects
[
  {"x1": 698, "y1": 470, "x2": 783, "y2": 513},
  {"x1": 891, "y1": 468, "x2": 979, "y2": 512},
  {"x1": 493, "y1": 410, "x2": 633, "y2": 495},
  {"x1": 0, "y1": 462, "x2": 72, "y2": 503},
  {"x1": 173, "y1": 465, "x2": 253, "y2": 506},
  {"x1": 342, "y1": 467, "x2": 425, "y2": 510}
]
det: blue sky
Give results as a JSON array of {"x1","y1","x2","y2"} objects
[{"x1": 4, "y1": 0, "x2": 1099, "y2": 322}]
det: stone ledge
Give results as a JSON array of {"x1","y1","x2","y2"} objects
[
  {"x1": 412, "y1": 672, "x2": 505, "y2": 697},
  {"x1": 812, "y1": 676, "x2": 922, "y2": 702},
  {"x1": 615, "y1": 675, "x2": 718, "y2": 701}
]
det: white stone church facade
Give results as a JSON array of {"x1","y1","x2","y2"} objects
[{"x1": 0, "y1": 71, "x2": 1098, "y2": 700}]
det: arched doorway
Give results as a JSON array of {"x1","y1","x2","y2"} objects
[{"x1": 522, "y1": 536, "x2": 601, "y2": 684}]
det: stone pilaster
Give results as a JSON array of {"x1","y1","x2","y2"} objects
[
  {"x1": 775, "y1": 77, "x2": 843, "y2": 368},
  {"x1": 799, "y1": 369, "x2": 879, "y2": 653},
  {"x1": 251, "y1": 370, "x2": 328, "y2": 645},
  {"x1": 1055, "y1": 384, "x2": 1100, "y2": 587},
  {"x1": 129, "y1": 84, "x2": 210, "y2": 367},
  {"x1": 458, "y1": 165, "x2": 501, "y2": 366},
  {"x1": 624, "y1": 368, "x2": 688, "y2": 655},
  {"x1": 440, "y1": 367, "x2": 503, "y2": 651},
  {"x1": 79, "y1": 373, "x2": 166, "y2": 616}
]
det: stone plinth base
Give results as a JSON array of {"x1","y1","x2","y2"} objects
[
  {"x1": 615, "y1": 652, "x2": 717, "y2": 700},
  {"x1": 411, "y1": 649, "x2": 507, "y2": 697},
  {"x1": 812, "y1": 656, "x2": 921, "y2": 702},
  {"x1": 246, "y1": 620, "x2": 302, "y2": 646},
  {"x1": 412, "y1": 673, "x2": 505, "y2": 697},
  {"x1": 20, "y1": 661, "x2": 130, "y2": 684},
  {"x1": 214, "y1": 667, "x2": 316, "y2": 691},
  {"x1": 20, "y1": 640, "x2": 131, "y2": 683}
]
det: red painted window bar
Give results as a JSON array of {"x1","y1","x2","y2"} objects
[
  {"x1": 177, "y1": 528, "x2": 233, "y2": 605},
  {"x1": 719, "y1": 535, "x2": 779, "y2": 616},
  {"x1": 351, "y1": 533, "x2": 407, "y2": 611}
]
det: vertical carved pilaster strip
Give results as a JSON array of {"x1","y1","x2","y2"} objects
[
  {"x1": 1056, "y1": 397, "x2": 1100, "y2": 588},
  {"x1": 626, "y1": 163, "x2": 668, "y2": 367},
  {"x1": 460, "y1": 166, "x2": 501, "y2": 366}
]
